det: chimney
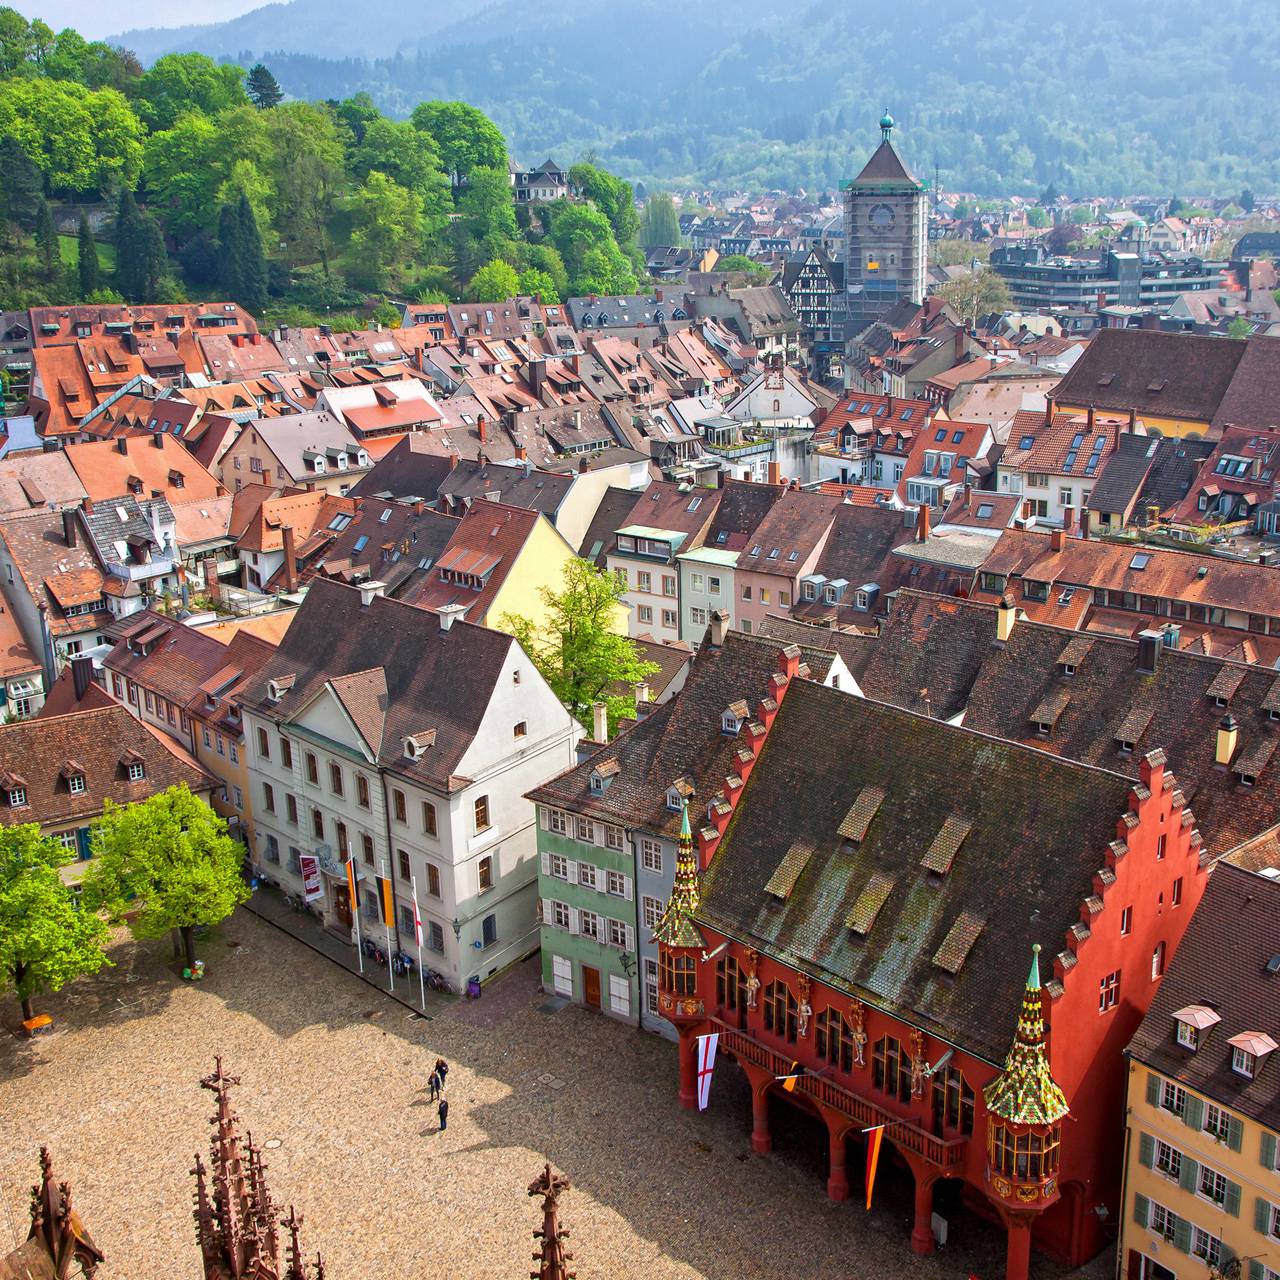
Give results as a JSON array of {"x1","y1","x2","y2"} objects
[
  {"x1": 529, "y1": 358, "x2": 545, "y2": 398},
  {"x1": 592, "y1": 701, "x2": 609, "y2": 743},
  {"x1": 358, "y1": 581, "x2": 387, "y2": 606},
  {"x1": 767, "y1": 461, "x2": 781, "y2": 486},
  {"x1": 1216, "y1": 714, "x2": 1239, "y2": 767},
  {"x1": 995, "y1": 592, "x2": 1017, "y2": 643},
  {"x1": 634, "y1": 679, "x2": 650, "y2": 706},
  {"x1": 1136, "y1": 627, "x2": 1162, "y2": 675},
  {"x1": 515, "y1": 444, "x2": 527, "y2": 461},
  {"x1": 962, "y1": 482, "x2": 972, "y2": 509},
  {"x1": 437, "y1": 602, "x2": 466, "y2": 631},
  {"x1": 61, "y1": 508, "x2": 77, "y2": 547},
  {"x1": 655, "y1": 288, "x2": 664, "y2": 302},
  {"x1": 448, "y1": 452, "x2": 458, "y2": 471},
  {"x1": 203, "y1": 557, "x2": 221, "y2": 605},
  {"x1": 1062, "y1": 504, "x2": 1074, "y2": 534},
  {"x1": 1044, "y1": 396, "x2": 1054, "y2": 427},
  {"x1": 1128, "y1": 407, "x2": 1137, "y2": 432},
  {"x1": 151, "y1": 432, "x2": 164, "y2": 449},
  {"x1": 1086, "y1": 406, "x2": 1095, "y2": 429},
  {"x1": 710, "y1": 608, "x2": 728, "y2": 646},
  {"x1": 1050, "y1": 527, "x2": 1065, "y2": 552},
  {"x1": 573, "y1": 409, "x2": 582, "y2": 431},
  {"x1": 916, "y1": 503, "x2": 931, "y2": 542},
  {"x1": 954, "y1": 324, "x2": 966, "y2": 361},
  {"x1": 71, "y1": 654, "x2": 93, "y2": 702},
  {"x1": 578, "y1": 455, "x2": 589, "y2": 474},
  {"x1": 281, "y1": 524, "x2": 298, "y2": 593},
  {"x1": 116, "y1": 437, "x2": 129, "y2": 455},
  {"x1": 477, "y1": 415, "x2": 488, "y2": 444}
]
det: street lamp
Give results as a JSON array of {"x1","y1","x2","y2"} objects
[
  {"x1": 451, "y1": 917, "x2": 462, "y2": 941},
  {"x1": 619, "y1": 951, "x2": 635, "y2": 978}
]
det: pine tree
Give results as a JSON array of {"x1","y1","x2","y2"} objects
[
  {"x1": 246, "y1": 63, "x2": 283, "y2": 110},
  {"x1": 77, "y1": 214, "x2": 99, "y2": 297},
  {"x1": 0, "y1": 138, "x2": 43, "y2": 241},
  {"x1": 216, "y1": 200, "x2": 243, "y2": 303},
  {"x1": 34, "y1": 197, "x2": 57, "y2": 280},
  {"x1": 116, "y1": 190, "x2": 167, "y2": 303},
  {"x1": 235, "y1": 193, "x2": 267, "y2": 313}
]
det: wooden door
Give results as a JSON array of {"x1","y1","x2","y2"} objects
[
  {"x1": 333, "y1": 883, "x2": 352, "y2": 930},
  {"x1": 583, "y1": 965, "x2": 601, "y2": 1009}
]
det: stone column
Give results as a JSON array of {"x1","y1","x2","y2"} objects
[
  {"x1": 826, "y1": 1121, "x2": 849, "y2": 1201},
  {"x1": 910, "y1": 1167, "x2": 937, "y2": 1256},
  {"x1": 677, "y1": 1026, "x2": 698, "y2": 1111},
  {"x1": 1004, "y1": 1211, "x2": 1034, "y2": 1280}
]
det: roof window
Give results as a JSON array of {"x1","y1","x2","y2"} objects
[{"x1": 1129, "y1": 553, "x2": 1151, "y2": 571}]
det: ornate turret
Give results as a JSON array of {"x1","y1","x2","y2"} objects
[
  {"x1": 528, "y1": 1163, "x2": 575, "y2": 1280},
  {"x1": 983, "y1": 945, "x2": 1069, "y2": 1280},
  {"x1": 653, "y1": 800, "x2": 710, "y2": 1108},
  {"x1": 3, "y1": 1147, "x2": 104, "y2": 1280},
  {"x1": 879, "y1": 109, "x2": 895, "y2": 141},
  {"x1": 193, "y1": 1058, "x2": 324, "y2": 1280}
]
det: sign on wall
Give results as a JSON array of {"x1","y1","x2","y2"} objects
[{"x1": 299, "y1": 855, "x2": 323, "y2": 903}]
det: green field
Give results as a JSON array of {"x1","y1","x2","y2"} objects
[{"x1": 58, "y1": 233, "x2": 117, "y2": 272}]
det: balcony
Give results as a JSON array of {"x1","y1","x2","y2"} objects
[
  {"x1": 712, "y1": 1019, "x2": 968, "y2": 1174},
  {"x1": 104, "y1": 555, "x2": 178, "y2": 582}
]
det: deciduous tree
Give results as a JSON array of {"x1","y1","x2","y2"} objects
[
  {"x1": 640, "y1": 193, "x2": 681, "y2": 248},
  {"x1": 502, "y1": 558, "x2": 658, "y2": 736},
  {"x1": 84, "y1": 785, "x2": 249, "y2": 972},
  {"x1": 0, "y1": 823, "x2": 109, "y2": 1023},
  {"x1": 264, "y1": 102, "x2": 342, "y2": 274},
  {"x1": 410, "y1": 100, "x2": 506, "y2": 186},
  {"x1": 468, "y1": 258, "x2": 519, "y2": 302},
  {"x1": 349, "y1": 170, "x2": 422, "y2": 289},
  {"x1": 934, "y1": 266, "x2": 1012, "y2": 327},
  {"x1": 517, "y1": 267, "x2": 560, "y2": 304},
  {"x1": 135, "y1": 52, "x2": 248, "y2": 130}
]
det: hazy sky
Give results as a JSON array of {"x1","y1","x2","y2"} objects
[{"x1": 11, "y1": 0, "x2": 262, "y2": 37}]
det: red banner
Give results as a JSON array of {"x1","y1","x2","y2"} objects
[{"x1": 299, "y1": 855, "x2": 323, "y2": 902}]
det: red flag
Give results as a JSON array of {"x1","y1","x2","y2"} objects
[
  {"x1": 864, "y1": 1125, "x2": 885, "y2": 1211},
  {"x1": 411, "y1": 890, "x2": 424, "y2": 949}
]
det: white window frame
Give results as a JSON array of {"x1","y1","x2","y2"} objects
[
  {"x1": 604, "y1": 826, "x2": 623, "y2": 852},
  {"x1": 552, "y1": 954, "x2": 572, "y2": 997},
  {"x1": 1160, "y1": 1080, "x2": 1186, "y2": 1117},
  {"x1": 552, "y1": 900, "x2": 570, "y2": 930},
  {"x1": 642, "y1": 894, "x2": 662, "y2": 931},
  {"x1": 608, "y1": 972, "x2": 630, "y2": 1016},
  {"x1": 641, "y1": 839, "x2": 663, "y2": 874},
  {"x1": 578, "y1": 862, "x2": 597, "y2": 890},
  {"x1": 549, "y1": 808, "x2": 567, "y2": 835}
]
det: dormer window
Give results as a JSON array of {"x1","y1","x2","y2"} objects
[
  {"x1": 68, "y1": 774, "x2": 86, "y2": 795},
  {"x1": 127, "y1": 761, "x2": 145, "y2": 782},
  {"x1": 1232, "y1": 1046, "x2": 1255, "y2": 1077},
  {"x1": 1229, "y1": 1031, "x2": 1277, "y2": 1078},
  {"x1": 1172, "y1": 1005, "x2": 1220, "y2": 1052},
  {"x1": 666, "y1": 788, "x2": 682, "y2": 812},
  {"x1": 266, "y1": 674, "x2": 295, "y2": 703},
  {"x1": 402, "y1": 730, "x2": 436, "y2": 761},
  {"x1": 8, "y1": 787, "x2": 25, "y2": 807}
]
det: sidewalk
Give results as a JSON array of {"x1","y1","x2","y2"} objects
[{"x1": 243, "y1": 885, "x2": 456, "y2": 1019}]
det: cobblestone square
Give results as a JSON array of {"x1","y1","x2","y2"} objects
[{"x1": 0, "y1": 911, "x2": 1107, "y2": 1278}]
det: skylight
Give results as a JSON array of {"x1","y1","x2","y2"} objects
[
  {"x1": 1130, "y1": 553, "x2": 1151, "y2": 571},
  {"x1": 976, "y1": 503, "x2": 993, "y2": 519},
  {"x1": 1019, "y1": 435, "x2": 1035, "y2": 450}
]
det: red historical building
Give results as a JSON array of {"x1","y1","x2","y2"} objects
[{"x1": 654, "y1": 673, "x2": 1210, "y2": 1280}]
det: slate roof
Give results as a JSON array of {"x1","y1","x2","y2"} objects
[
  {"x1": 701, "y1": 479, "x2": 785, "y2": 552},
  {"x1": 1127, "y1": 862, "x2": 1280, "y2": 1129},
  {"x1": 0, "y1": 703, "x2": 213, "y2": 829},
  {"x1": 755, "y1": 615, "x2": 876, "y2": 683},
  {"x1": 578, "y1": 486, "x2": 644, "y2": 565},
  {"x1": 696, "y1": 678, "x2": 1136, "y2": 1064},
  {"x1": 1052, "y1": 329, "x2": 1246, "y2": 424},
  {"x1": 347, "y1": 433, "x2": 459, "y2": 501},
  {"x1": 528, "y1": 631, "x2": 805, "y2": 840},
  {"x1": 1210, "y1": 334, "x2": 1280, "y2": 432},
  {"x1": 315, "y1": 498, "x2": 457, "y2": 595},
  {"x1": 1085, "y1": 434, "x2": 1163, "y2": 516},
  {"x1": 244, "y1": 577, "x2": 514, "y2": 792}
]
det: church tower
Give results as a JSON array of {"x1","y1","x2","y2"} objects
[{"x1": 842, "y1": 112, "x2": 927, "y2": 335}]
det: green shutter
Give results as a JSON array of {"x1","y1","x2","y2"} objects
[
  {"x1": 1133, "y1": 1193, "x2": 1150, "y2": 1228},
  {"x1": 1263, "y1": 1131, "x2": 1278, "y2": 1170},
  {"x1": 1183, "y1": 1093, "x2": 1204, "y2": 1131},
  {"x1": 1227, "y1": 1115, "x2": 1244, "y2": 1152},
  {"x1": 1249, "y1": 1260, "x2": 1265, "y2": 1280},
  {"x1": 1178, "y1": 1155, "x2": 1198, "y2": 1192},
  {"x1": 1146, "y1": 1072, "x2": 1161, "y2": 1106},
  {"x1": 1224, "y1": 1178, "x2": 1241, "y2": 1218},
  {"x1": 1220, "y1": 1241, "x2": 1237, "y2": 1268},
  {"x1": 1139, "y1": 1133, "x2": 1155, "y2": 1168},
  {"x1": 1172, "y1": 1216, "x2": 1191, "y2": 1253},
  {"x1": 1255, "y1": 1197, "x2": 1271, "y2": 1233}
]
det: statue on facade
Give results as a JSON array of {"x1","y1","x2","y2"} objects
[
  {"x1": 744, "y1": 948, "x2": 760, "y2": 1009},
  {"x1": 849, "y1": 998, "x2": 867, "y2": 1067},
  {"x1": 796, "y1": 975, "x2": 813, "y2": 1038}
]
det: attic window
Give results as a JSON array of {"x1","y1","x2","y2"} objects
[
  {"x1": 845, "y1": 872, "x2": 895, "y2": 935},
  {"x1": 127, "y1": 761, "x2": 145, "y2": 782},
  {"x1": 932, "y1": 911, "x2": 985, "y2": 974},
  {"x1": 976, "y1": 503, "x2": 993, "y2": 519},
  {"x1": 687, "y1": 496, "x2": 702, "y2": 512},
  {"x1": 1129, "y1": 553, "x2": 1151, "y2": 571},
  {"x1": 402, "y1": 730, "x2": 436, "y2": 761},
  {"x1": 1233, "y1": 737, "x2": 1277, "y2": 788},
  {"x1": 1019, "y1": 435, "x2": 1035, "y2": 450},
  {"x1": 764, "y1": 840, "x2": 815, "y2": 900},
  {"x1": 1030, "y1": 687, "x2": 1070, "y2": 736},
  {"x1": 1206, "y1": 666, "x2": 1245, "y2": 708},
  {"x1": 838, "y1": 785, "x2": 886, "y2": 843},
  {"x1": 379, "y1": 508, "x2": 392, "y2": 523},
  {"x1": 920, "y1": 815, "x2": 972, "y2": 876},
  {"x1": 68, "y1": 773, "x2": 86, "y2": 795},
  {"x1": 266, "y1": 674, "x2": 296, "y2": 703},
  {"x1": 722, "y1": 700, "x2": 748, "y2": 735},
  {"x1": 1172, "y1": 1005, "x2": 1220, "y2": 1050},
  {"x1": 7, "y1": 787, "x2": 26, "y2": 807}
]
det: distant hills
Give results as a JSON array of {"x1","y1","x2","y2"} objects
[{"x1": 114, "y1": 0, "x2": 1280, "y2": 196}]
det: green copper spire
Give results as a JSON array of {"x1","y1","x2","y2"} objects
[
  {"x1": 652, "y1": 799, "x2": 706, "y2": 949},
  {"x1": 983, "y1": 944, "x2": 1068, "y2": 1126},
  {"x1": 879, "y1": 109, "x2": 895, "y2": 141}
]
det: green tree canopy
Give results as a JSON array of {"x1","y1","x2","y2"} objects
[
  {"x1": 115, "y1": 188, "x2": 168, "y2": 303},
  {"x1": 334, "y1": 91, "x2": 380, "y2": 146},
  {"x1": 640, "y1": 192, "x2": 682, "y2": 248},
  {"x1": 517, "y1": 267, "x2": 560, "y2": 304},
  {"x1": 84, "y1": 785, "x2": 249, "y2": 971},
  {"x1": 546, "y1": 201, "x2": 636, "y2": 296},
  {"x1": 77, "y1": 213, "x2": 99, "y2": 296},
  {"x1": 468, "y1": 257, "x2": 519, "y2": 302},
  {"x1": 501, "y1": 557, "x2": 658, "y2": 736},
  {"x1": 0, "y1": 76, "x2": 143, "y2": 193},
  {"x1": 0, "y1": 823, "x2": 109, "y2": 1023},
  {"x1": 348, "y1": 170, "x2": 422, "y2": 289},
  {"x1": 714, "y1": 253, "x2": 768, "y2": 281},
  {"x1": 569, "y1": 160, "x2": 639, "y2": 250},
  {"x1": 246, "y1": 62, "x2": 283, "y2": 109},
  {"x1": 351, "y1": 117, "x2": 451, "y2": 251},
  {"x1": 265, "y1": 101, "x2": 343, "y2": 273},
  {"x1": 410, "y1": 100, "x2": 507, "y2": 185},
  {"x1": 134, "y1": 52, "x2": 247, "y2": 130},
  {"x1": 934, "y1": 266, "x2": 1012, "y2": 326}
]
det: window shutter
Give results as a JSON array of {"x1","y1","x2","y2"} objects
[
  {"x1": 540, "y1": 897, "x2": 552, "y2": 928},
  {"x1": 624, "y1": 875, "x2": 633, "y2": 902},
  {"x1": 567, "y1": 859, "x2": 579, "y2": 885},
  {"x1": 1227, "y1": 1115, "x2": 1243, "y2": 1153},
  {"x1": 1146, "y1": 1072, "x2": 1160, "y2": 1106},
  {"x1": 1171, "y1": 1217, "x2": 1190, "y2": 1254},
  {"x1": 625, "y1": 924, "x2": 635, "y2": 952},
  {"x1": 1224, "y1": 1178, "x2": 1241, "y2": 1218},
  {"x1": 1138, "y1": 1133, "x2": 1155, "y2": 1168},
  {"x1": 1262, "y1": 1131, "x2": 1278, "y2": 1170},
  {"x1": 1182, "y1": 1094, "x2": 1204, "y2": 1131},
  {"x1": 593, "y1": 823, "x2": 605, "y2": 847},
  {"x1": 1220, "y1": 1241, "x2": 1236, "y2": 1269},
  {"x1": 1254, "y1": 1197, "x2": 1271, "y2": 1234},
  {"x1": 538, "y1": 805, "x2": 547, "y2": 829},
  {"x1": 1249, "y1": 1260, "x2": 1265, "y2": 1280},
  {"x1": 568, "y1": 907, "x2": 580, "y2": 935},
  {"x1": 1132, "y1": 1193, "x2": 1149, "y2": 1228},
  {"x1": 540, "y1": 851, "x2": 550, "y2": 877},
  {"x1": 1177, "y1": 1155, "x2": 1197, "y2": 1192}
]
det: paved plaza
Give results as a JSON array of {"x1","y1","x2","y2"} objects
[{"x1": 0, "y1": 910, "x2": 1109, "y2": 1278}]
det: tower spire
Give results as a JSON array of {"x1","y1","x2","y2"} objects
[
  {"x1": 528, "y1": 1163, "x2": 575, "y2": 1280},
  {"x1": 983, "y1": 944, "x2": 1068, "y2": 1125},
  {"x1": 879, "y1": 107, "x2": 895, "y2": 142},
  {"x1": 652, "y1": 799, "x2": 705, "y2": 948}
]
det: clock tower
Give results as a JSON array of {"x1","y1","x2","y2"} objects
[{"x1": 842, "y1": 112, "x2": 927, "y2": 340}]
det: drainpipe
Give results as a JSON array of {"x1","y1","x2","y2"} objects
[
  {"x1": 37, "y1": 602, "x2": 56, "y2": 688},
  {"x1": 625, "y1": 827, "x2": 644, "y2": 1032}
]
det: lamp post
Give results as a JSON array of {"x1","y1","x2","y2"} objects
[{"x1": 619, "y1": 951, "x2": 639, "y2": 1030}]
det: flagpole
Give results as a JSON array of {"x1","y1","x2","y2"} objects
[
  {"x1": 348, "y1": 855, "x2": 364, "y2": 975},
  {"x1": 411, "y1": 874, "x2": 426, "y2": 1012},
  {"x1": 380, "y1": 857, "x2": 395, "y2": 994}
]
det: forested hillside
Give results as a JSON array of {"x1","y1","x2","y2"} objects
[
  {"x1": 0, "y1": 9, "x2": 641, "y2": 320},
  {"x1": 116, "y1": 0, "x2": 1280, "y2": 195}
]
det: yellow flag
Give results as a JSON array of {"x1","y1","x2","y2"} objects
[{"x1": 865, "y1": 1125, "x2": 885, "y2": 1211}]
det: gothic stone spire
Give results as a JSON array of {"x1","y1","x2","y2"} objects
[
  {"x1": 20, "y1": 1146, "x2": 104, "y2": 1280},
  {"x1": 528, "y1": 1163, "x2": 575, "y2": 1280},
  {"x1": 983, "y1": 944, "x2": 1069, "y2": 1126},
  {"x1": 652, "y1": 799, "x2": 706, "y2": 948}
]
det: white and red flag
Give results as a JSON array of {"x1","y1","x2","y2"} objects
[{"x1": 695, "y1": 1032, "x2": 719, "y2": 1111}]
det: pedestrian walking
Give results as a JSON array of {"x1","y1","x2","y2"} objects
[
  {"x1": 438, "y1": 1096, "x2": 449, "y2": 1132},
  {"x1": 427, "y1": 1069, "x2": 440, "y2": 1102},
  {"x1": 435, "y1": 1057, "x2": 449, "y2": 1087}
]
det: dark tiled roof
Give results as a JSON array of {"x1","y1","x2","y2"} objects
[
  {"x1": 739, "y1": 490, "x2": 841, "y2": 572},
  {"x1": 850, "y1": 139, "x2": 919, "y2": 187},
  {"x1": 528, "y1": 631, "x2": 797, "y2": 839},
  {"x1": 1085, "y1": 434, "x2": 1162, "y2": 515},
  {"x1": 1210, "y1": 334, "x2": 1280, "y2": 432},
  {"x1": 1052, "y1": 329, "x2": 1246, "y2": 423},
  {"x1": 755, "y1": 615, "x2": 876, "y2": 683},
  {"x1": 702, "y1": 479, "x2": 784, "y2": 550},
  {"x1": 315, "y1": 499, "x2": 458, "y2": 595},
  {"x1": 577, "y1": 487, "x2": 643, "y2": 565},
  {"x1": 347, "y1": 435, "x2": 458, "y2": 501},
  {"x1": 104, "y1": 612, "x2": 229, "y2": 707},
  {"x1": 696, "y1": 679, "x2": 1135, "y2": 1063},
  {"x1": 0, "y1": 704, "x2": 213, "y2": 828},
  {"x1": 1127, "y1": 862, "x2": 1280, "y2": 1129},
  {"x1": 245, "y1": 578, "x2": 514, "y2": 792}
]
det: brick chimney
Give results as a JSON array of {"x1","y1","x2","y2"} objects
[
  {"x1": 1050, "y1": 526, "x2": 1065, "y2": 552},
  {"x1": 61, "y1": 508, "x2": 77, "y2": 547},
  {"x1": 767, "y1": 461, "x2": 781, "y2": 485},
  {"x1": 477, "y1": 415, "x2": 488, "y2": 444},
  {"x1": 1062, "y1": 504, "x2": 1074, "y2": 534},
  {"x1": 203, "y1": 557, "x2": 221, "y2": 605},
  {"x1": 281, "y1": 525, "x2": 298, "y2": 593},
  {"x1": 151, "y1": 431, "x2": 164, "y2": 448},
  {"x1": 916, "y1": 503, "x2": 931, "y2": 542},
  {"x1": 709, "y1": 608, "x2": 728, "y2": 646},
  {"x1": 592, "y1": 701, "x2": 609, "y2": 743}
]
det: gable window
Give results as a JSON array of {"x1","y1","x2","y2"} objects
[
  {"x1": 68, "y1": 774, "x2": 86, "y2": 795},
  {"x1": 127, "y1": 761, "x2": 145, "y2": 782},
  {"x1": 513, "y1": 721, "x2": 527, "y2": 739},
  {"x1": 8, "y1": 787, "x2": 26, "y2": 807}
]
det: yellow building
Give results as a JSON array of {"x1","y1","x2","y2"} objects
[{"x1": 1123, "y1": 861, "x2": 1280, "y2": 1280}]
